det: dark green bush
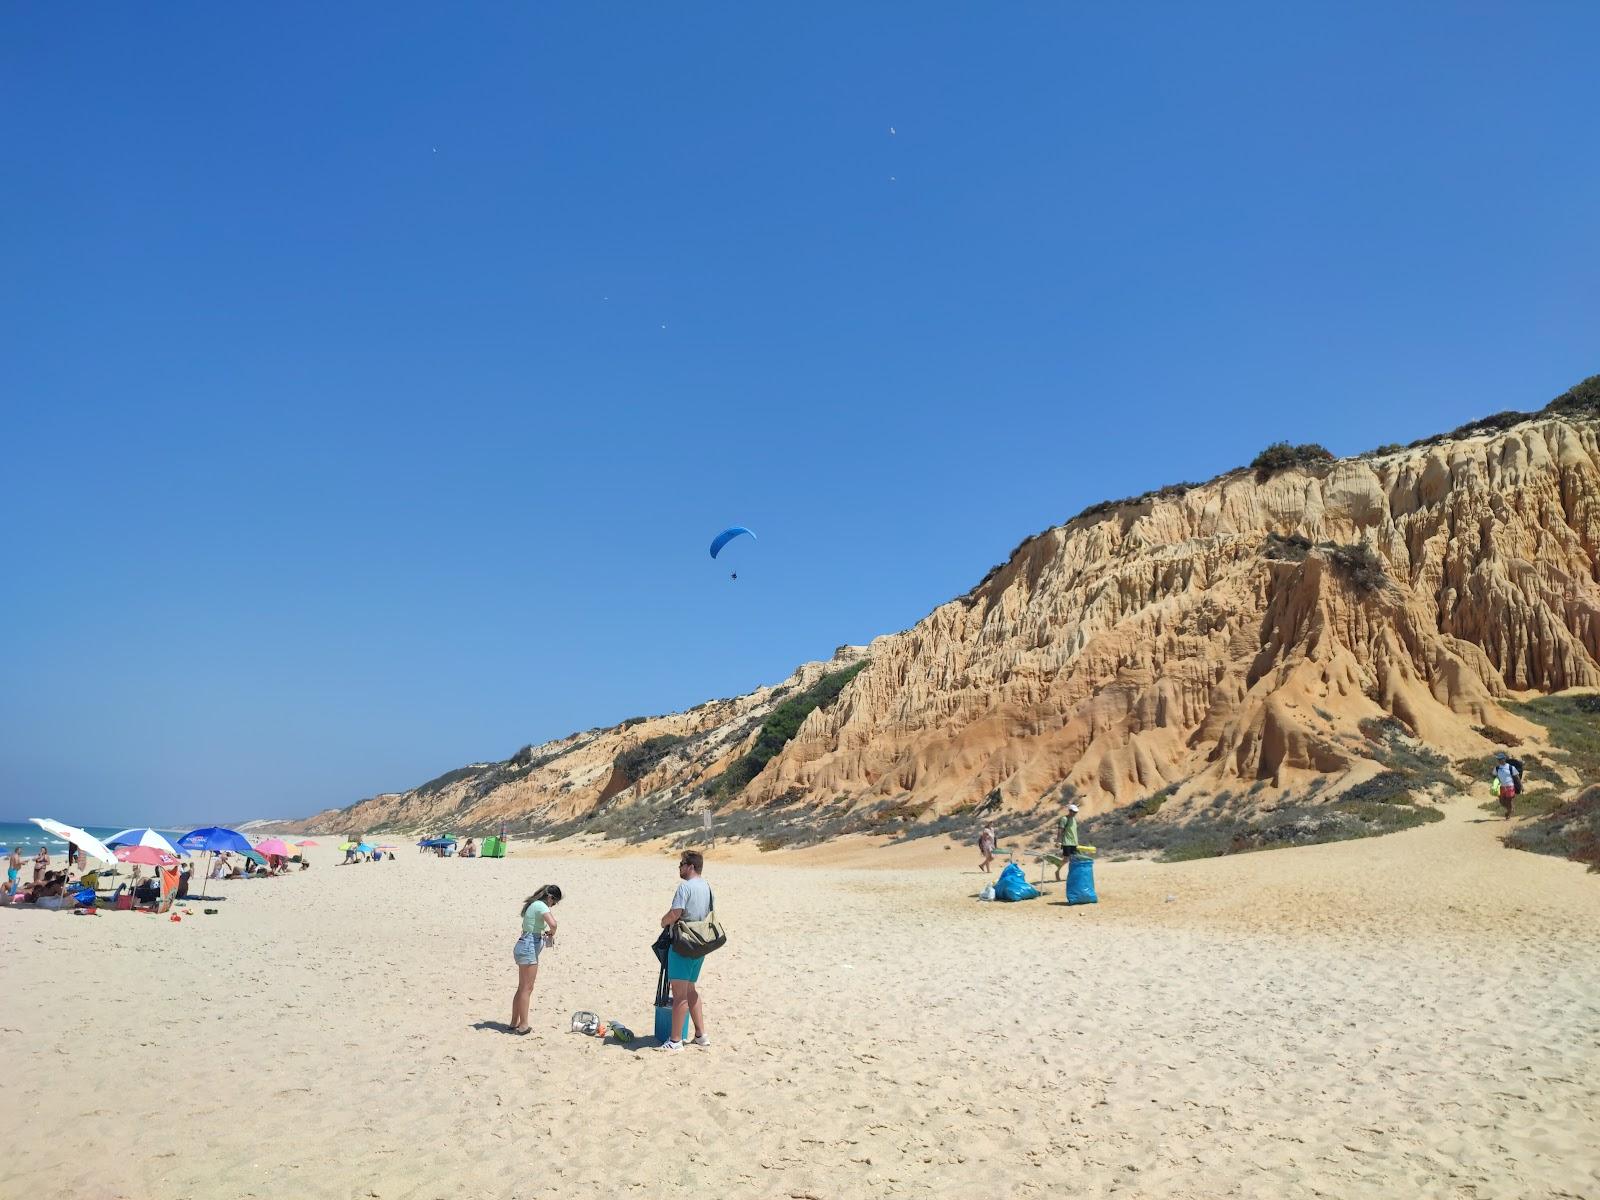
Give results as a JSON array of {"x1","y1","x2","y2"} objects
[
  {"x1": 1327, "y1": 542, "x2": 1388, "y2": 592},
  {"x1": 614, "y1": 735, "x2": 687, "y2": 783},
  {"x1": 1250, "y1": 442, "x2": 1334, "y2": 481},
  {"x1": 714, "y1": 661, "x2": 868, "y2": 796},
  {"x1": 1543, "y1": 373, "x2": 1600, "y2": 418}
]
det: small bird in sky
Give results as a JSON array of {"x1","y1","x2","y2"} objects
[{"x1": 889, "y1": 126, "x2": 896, "y2": 135}]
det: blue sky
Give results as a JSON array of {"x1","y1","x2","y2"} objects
[{"x1": 2, "y1": 4, "x2": 1596, "y2": 826}]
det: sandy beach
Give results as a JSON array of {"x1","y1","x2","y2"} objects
[{"x1": 2, "y1": 798, "x2": 1596, "y2": 1200}]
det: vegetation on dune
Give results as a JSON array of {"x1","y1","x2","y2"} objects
[
  {"x1": 713, "y1": 661, "x2": 869, "y2": 797},
  {"x1": 1504, "y1": 786, "x2": 1600, "y2": 872},
  {"x1": 613, "y1": 735, "x2": 687, "y2": 784},
  {"x1": 1250, "y1": 441, "x2": 1335, "y2": 481},
  {"x1": 1505, "y1": 693, "x2": 1600, "y2": 783}
]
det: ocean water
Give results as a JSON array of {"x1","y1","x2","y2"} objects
[{"x1": 0, "y1": 821, "x2": 190, "y2": 856}]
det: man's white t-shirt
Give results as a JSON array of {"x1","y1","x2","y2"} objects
[{"x1": 671, "y1": 876, "x2": 712, "y2": 922}]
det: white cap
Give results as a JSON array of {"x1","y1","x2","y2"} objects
[{"x1": 1067, "y1": 803, "x2": 1079, "y2": 813}]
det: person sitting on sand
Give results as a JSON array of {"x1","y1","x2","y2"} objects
[
  {"x1": 978, "y1": 825, "x2": 996, "y2": 874},
  {"x1": 510, "y1": 884, "x2": 562, "y2": 1035},
  {"x1": 14, "y1": 872, "x2": 66, "y2": 904}
]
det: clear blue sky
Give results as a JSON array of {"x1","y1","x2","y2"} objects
[{"x1": 3, "y1": 4, "x2": 1596, "y2": 827}]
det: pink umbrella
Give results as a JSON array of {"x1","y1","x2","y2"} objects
[
  {"x1": 255, "y1": 839, "x2": 292, "y2": 858},
  {"x1": 115, "y1": 844, "x2": 182, "y2": 867},
  {"x1": 293, "y1": 840, "x2": 319, "y2": 847}
]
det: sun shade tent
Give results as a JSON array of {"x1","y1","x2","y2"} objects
[{"x1": 481, "y1": 837, "x2": 506, "y2": 858}]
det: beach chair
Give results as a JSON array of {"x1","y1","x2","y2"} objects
[{"x1": 1034, "y1": 852, "x2": 1064, "y2": 883}]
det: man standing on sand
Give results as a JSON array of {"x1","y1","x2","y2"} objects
[
  {"x1": 658, "y1": 850, "x2": 712, "y2": 1053},
  {"x1": 6, "y1": 845, "x2": 22, "y2": 897},
  {"x1": 1058, "y1": 803, "x2": 1081, "y2": 860},
  {"x1": 977, "y1": 826, "x2": 996, "y2": 874}
]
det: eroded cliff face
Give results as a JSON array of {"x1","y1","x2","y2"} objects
[
  {"x1": 737, "y1": 418, "x2": 1600, "y2": 820},
  {"x1": 306, "y1": 416, "x2": 1599, "y2": 837},
  {"x1": 302, "y1": 649, "x2": 869, "y2": 836}
]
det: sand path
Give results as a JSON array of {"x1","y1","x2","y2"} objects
[{"x1": 1, "y1": 797, "x2": 1595, "y2": 1199}]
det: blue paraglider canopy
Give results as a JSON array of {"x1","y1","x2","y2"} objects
[{"x1": 709, "y1": 526, "x2": 756, "y2": 559}]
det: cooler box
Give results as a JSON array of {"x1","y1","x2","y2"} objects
[
  {"x1": 654, "y1": 1004, "x2": 690, "y2": 1044},
  {"x1": 1066, "y1": 854, "x2": 1098, "y2": 905}
]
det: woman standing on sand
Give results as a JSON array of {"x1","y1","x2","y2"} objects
[
  {"x1": 978, "y1": 826, "x2": 996, "y2": 874},
  {"x1": 511, "y1": 884, "x2": 562, "y2": 1035}
]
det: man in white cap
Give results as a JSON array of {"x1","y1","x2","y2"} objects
[{"x1": 1058, "y1": 801, "x2": 1081, "y2": 860}]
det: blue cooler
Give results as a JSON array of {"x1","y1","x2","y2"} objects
[
  {"x1": 1066, "y1": 854, "x2": 1097, "y2": 905},
  {"x1": 654, "y1": 1004, "x2": 690, "y2": 1043}
]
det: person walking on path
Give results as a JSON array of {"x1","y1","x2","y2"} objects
[
  {"x1": 658, "y1": 851, "x2": 712, "y2": 1053},
  {"x1": 977, "y1": 826, "x2": 997, "y2": 874},
  {"x1": 1493, "y1": 752, "x2": 1524, "y2": 820},
  {"x1": 1058, "y1": 803, "x2": 1081, "y2": 860},
  {"x1": 510, "y1": 884, "x2": 561, "y2": 1035}
]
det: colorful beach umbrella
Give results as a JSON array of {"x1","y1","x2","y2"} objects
[
  {"x1": 254, "y1": 838, "x2": 292, "y2": 858},
  {"x1": 114, "y1": 844, "x2": 182, "y2": 868},
  {"x1": 176, "y1": 826, "x2": 253, "y2": 900},
  {"x1": 106, "y1": 828, "x2": 185, "y2": 856},
  {"x1": 176, "y1": 827, "x2": 253, "y2": 854},
  {"x1": 293, "y1": 840, "x2": 319, "y2": 847},
  {"x1": 29, "y1": 818, "x2": 119, "y2": 864}
]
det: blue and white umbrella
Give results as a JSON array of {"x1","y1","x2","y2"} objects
[{"x1": 106, "y1": 828, "x2": 186, "y2": 857}]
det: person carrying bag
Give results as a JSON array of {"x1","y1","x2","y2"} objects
[{"x1": 657, "y1": 851, "x2": 723, "y2": 1053}]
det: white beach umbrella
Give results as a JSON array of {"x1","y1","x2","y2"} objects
[
  {"x1": 29, "y1": 818, "x2": 119, "y2": 865},
  {"x1": 105, "y1": 828, "x2": 185, "y2": 857}
]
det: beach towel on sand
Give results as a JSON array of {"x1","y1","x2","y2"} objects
[{"x1": 993, "y1": 862, "x2": 1040, "y2": 902}]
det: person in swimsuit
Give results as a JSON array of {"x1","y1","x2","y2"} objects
[
  {"x1": 6, "y1": 846, "x2": 21, "y2": 897},
  {"x1": 32, "y1": 846, "x2": 50, "y2": 884},
  {"x1": 977, "y1": 826, "x2": 997, "y2": 874}
]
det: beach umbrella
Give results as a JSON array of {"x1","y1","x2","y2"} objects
[
  {"x1": 294, "y1": 840, "x2": 319, "y2": 847},
  {"x1": 242, "y1": 850, "x2": 268, "y2": 868},
  {"x1": 255, "y1": 838, "x2": 291, "y2": 859},
  {"x1": 176, "y1": 826, "x2": 253, "y2": 900},
  {"x1": 114, "y1": 845, "x2": 181, "y2": 867},
  {"x1": 106, "y1": 828, "x2": 186, "y2": 857},
  {"x1": 29, "y1": 818, "x2": 119, "y2": 866}
]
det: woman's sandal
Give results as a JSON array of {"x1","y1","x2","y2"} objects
[{"x1": 513, "y1": 1025, "x2": 532, "y2": 1036}]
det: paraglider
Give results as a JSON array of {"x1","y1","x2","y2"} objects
[
  {"x1": 709, "y1": 527, "x2": 755, "y2": 559},
  {"x1": 710, "y1": 526, "x2": 755, "y2": 582}
]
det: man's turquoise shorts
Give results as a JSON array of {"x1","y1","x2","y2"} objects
[{"x1": 666, "y1": 947, "x2": 704, "y2": 983}]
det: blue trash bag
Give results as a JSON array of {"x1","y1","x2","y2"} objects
[
  {"x1": 992, "y1": 861, "x2": 1040, "y2": 902},
  {"x1": 1066, "y1": 855, "x2": 1097, "y2": 905}
]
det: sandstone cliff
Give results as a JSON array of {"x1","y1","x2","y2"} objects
[{"x1": 303, "y1": 397, "x2": 1600, "y2": 841}]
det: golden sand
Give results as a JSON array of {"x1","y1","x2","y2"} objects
[{"x1": 2, "y1": 796, "x2": 1596, "y2": 1199}]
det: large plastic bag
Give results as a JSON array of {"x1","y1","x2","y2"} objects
[
  {"x1": 1066, "y1": 855, "x2": 1097, "y2": 905},
  {"x1": 992, "y1": 861, "x2": 1040, "y2": 902}
]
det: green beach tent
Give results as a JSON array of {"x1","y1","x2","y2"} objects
[{"x1": 481, "y1": 836, "x2": 506, "y2": 858}]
